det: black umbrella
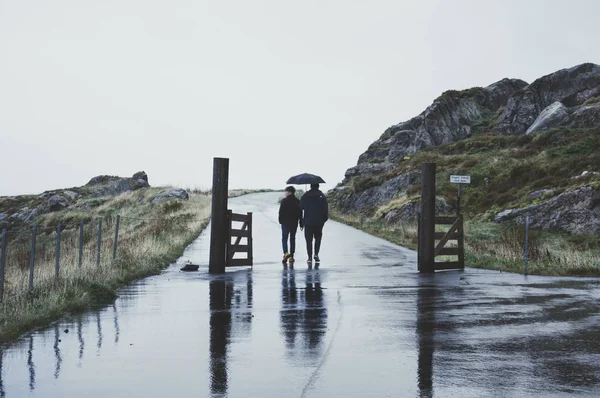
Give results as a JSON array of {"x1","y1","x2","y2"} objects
[{"x1": 286, "y1": 173, "x2": 326, "y2": 185}]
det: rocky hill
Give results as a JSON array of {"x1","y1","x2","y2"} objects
[
  {"x1": 0, "y1": 172, "x2": 153, "y2": 230},
  {"x1": 330, "y1": 63, "x2": 600, "y2": 235}
]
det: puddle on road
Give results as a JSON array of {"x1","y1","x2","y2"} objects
[{"x1": 1, "y1": 193, "x2": 600, "y2": 397}]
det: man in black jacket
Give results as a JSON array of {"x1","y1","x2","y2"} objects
[
  {"x1": 279, "y1": 186, "x2": 302, "y2": 265},
  {"x1": 300, "y1": 183, "x2": 328, "y2": 264}
]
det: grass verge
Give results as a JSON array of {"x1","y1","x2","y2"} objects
[
  {"x1": 331, "y1": 209, "x2": 600, "y2": 276},
  {"x1": 0, "y1": 187, "x2": 268, "y2": 342}
]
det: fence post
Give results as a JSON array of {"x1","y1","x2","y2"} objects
[
  {"x1": 29, "y1": 225, "x2": 37, "y2": 291},
  {"x1": 97, "y1": 217, "x2": 102, "y2": 266},
  {"x1": 113, "y1": 215, "x2": 120, "y2": 261},
  {"x1": 524, "y1": 215, "x2": 530, "y2": 276},
  {"x1": 55, "y1": 223, "x2": 61, "y2": 280},
  {"x1": 0, "y1": 229, "x2": 7, "y2": 302},
  {"x1": 78, "y1": 221, "x2": 84, "y2": 268}
]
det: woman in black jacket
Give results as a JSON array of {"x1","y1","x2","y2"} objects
[{"x1": 279, "y1": 186, "x2": 302, "y2": 265}]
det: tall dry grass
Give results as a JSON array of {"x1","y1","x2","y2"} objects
[
  {"x1": 0, "y1": 188, "x2": 211, "y2": 341},
  {"x1": 332, "y1": 208, "x2": 600, "y2": 276},
  {"x1": 466, "y1": 222, "x2": 600, "y2": 275}
]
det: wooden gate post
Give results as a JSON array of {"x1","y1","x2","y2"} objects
[
  {"x1": 209, "y1": 157, "x2": 229, "y2": 274},
  {"x1": 419, "y1": 163, "x2": 436, "y2": 273},
  {"x1": 247, "y1": 212, "x2": 253, "y2": 267}
]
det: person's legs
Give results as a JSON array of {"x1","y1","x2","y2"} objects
[
  {"x1": 289, "y1": 226, "x2": 297, "y2": 256},
  {"x1": 304, "y1": 226, "x2": 314, "y2": 259},
  {"x1": 281, "y1": 225, "x2": 290, "y2": 254},
  {"x1": 314, "y1": 224, "x2": 324, "y2": 257}
]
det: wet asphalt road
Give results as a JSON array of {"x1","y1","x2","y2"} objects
[{"x1": 2, "y1": 192, "x2": 600, "y2": 397}]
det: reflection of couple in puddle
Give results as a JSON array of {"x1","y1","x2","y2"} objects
[{"x1": 280, "y1": 268, "x2": 328, "y2": 364}]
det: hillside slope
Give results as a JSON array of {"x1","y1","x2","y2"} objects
[{"x1": 330, "y1": 63, "x2": 600, "y2": 236}]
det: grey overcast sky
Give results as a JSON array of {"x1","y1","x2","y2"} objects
[{"x1": 1, "y1": 0, "x2": 599, "y2": 195}]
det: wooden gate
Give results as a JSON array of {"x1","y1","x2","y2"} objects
[
  {"x1": 432, "y1": 215, "x2": 464, "y2": 270},
  {"x1": 418, "y1": 214, "x2": 464, "y2": 271},
  {"x1": 226, "y1": 210, "x2": 253, "y2": 267}
]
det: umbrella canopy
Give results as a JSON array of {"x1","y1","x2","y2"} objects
[{"x1": 286, "y1": 173, "x2": 326, "y2": 185}]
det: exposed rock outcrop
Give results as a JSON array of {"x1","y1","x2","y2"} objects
[
  {"x1": 330, "y1": 171, "x2": 420, "y2": 214},
  {"x1": 497, "y1": 63, "x2": 600, "y2": 134},
  {"x1": 384, "y1": 198, "x2": 453, "y2": 224},
  {"x1": 494, "y1": 186, "x2": 600, "y2": 234},
  {"x1": 87, "y1": 171, "x2": 150, "y2": 197},
  {"x1": 152, "y1": 188, "x2": 189, "y2": 203},
  {"x1": 360, "y1": 78, "x2": 527, "y2": 168},
  {"x1": 40, "y1": 195, "x2": 70, "y2": 213},
  {"x1": 569, "y1": 103, "x2": 600, "y2": 128},
  {"x1": 342, "y1": 162, "x2": 394, "y2": 185},
  {"x1": 8, "y1": 207, "x2": 39, "y2": 222}
]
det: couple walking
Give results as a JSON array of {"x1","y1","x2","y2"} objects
[{"x1": 278, "y1": 183, "x2": 328, "y2": 266}]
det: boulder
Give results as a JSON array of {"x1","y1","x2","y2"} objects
[
  {"x1": 529, "y1": 189, "x2": 555, "y2": 200},
  {"x1": 41, "y1": 195, "x2": 70, "y2": 212},
  {"x1": 494, "y1": 186, "x2": 600, "y2": 234},
  {"x1": 0, "y1": 213, "x2": 8, "y2": 222},
  {"x1": 63, "y1": 190, "x2": 79, "y2": 200},
  {"x1": 569, "y1": 103, "x2": 600, "y2": 128},
  {"x1": 152, "y1": 188, "x2": 190, "y2": 203},
  {"x1": 9, "y1": 207, "x2": 38, "y2": 222},
  {"x1": 133, "y1": 171, "x2": 148, "y2": 183},
  {"x1": 526, "y1": 102, "x2": 570, "y2": 134},
  {"x1": 571, "y1": 170, "x2": 600, "y2": 180},
  {"x1": 87, "y1": 175, "x2": 110, "y2": 186}
]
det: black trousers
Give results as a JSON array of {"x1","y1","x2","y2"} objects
[{"x1": 304, "y1": 224, "x2": 324, "y2": 259}]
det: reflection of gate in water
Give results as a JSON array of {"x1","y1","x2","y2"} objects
[
  {"x1": 417, "y1": 284, "x2": 436, "y2": 397},
  {"x1": 209, "y1": 271, "x2": 253, "y2": 397}
]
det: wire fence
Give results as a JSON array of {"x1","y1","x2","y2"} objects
[{"x1": 0, "y1": 212, "x2": 208, "y2": 303}]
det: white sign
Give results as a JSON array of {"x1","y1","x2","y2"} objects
[{"x1": 450, "y1": 175, "x2": 471, "y2": 184}]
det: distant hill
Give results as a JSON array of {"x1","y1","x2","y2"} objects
[
  {"x1": 329, "y1": 63, "x2": 600, "y2": 235},
  {"x1": 0, "y1": 172, "x2": 151, "y2": 231}
]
